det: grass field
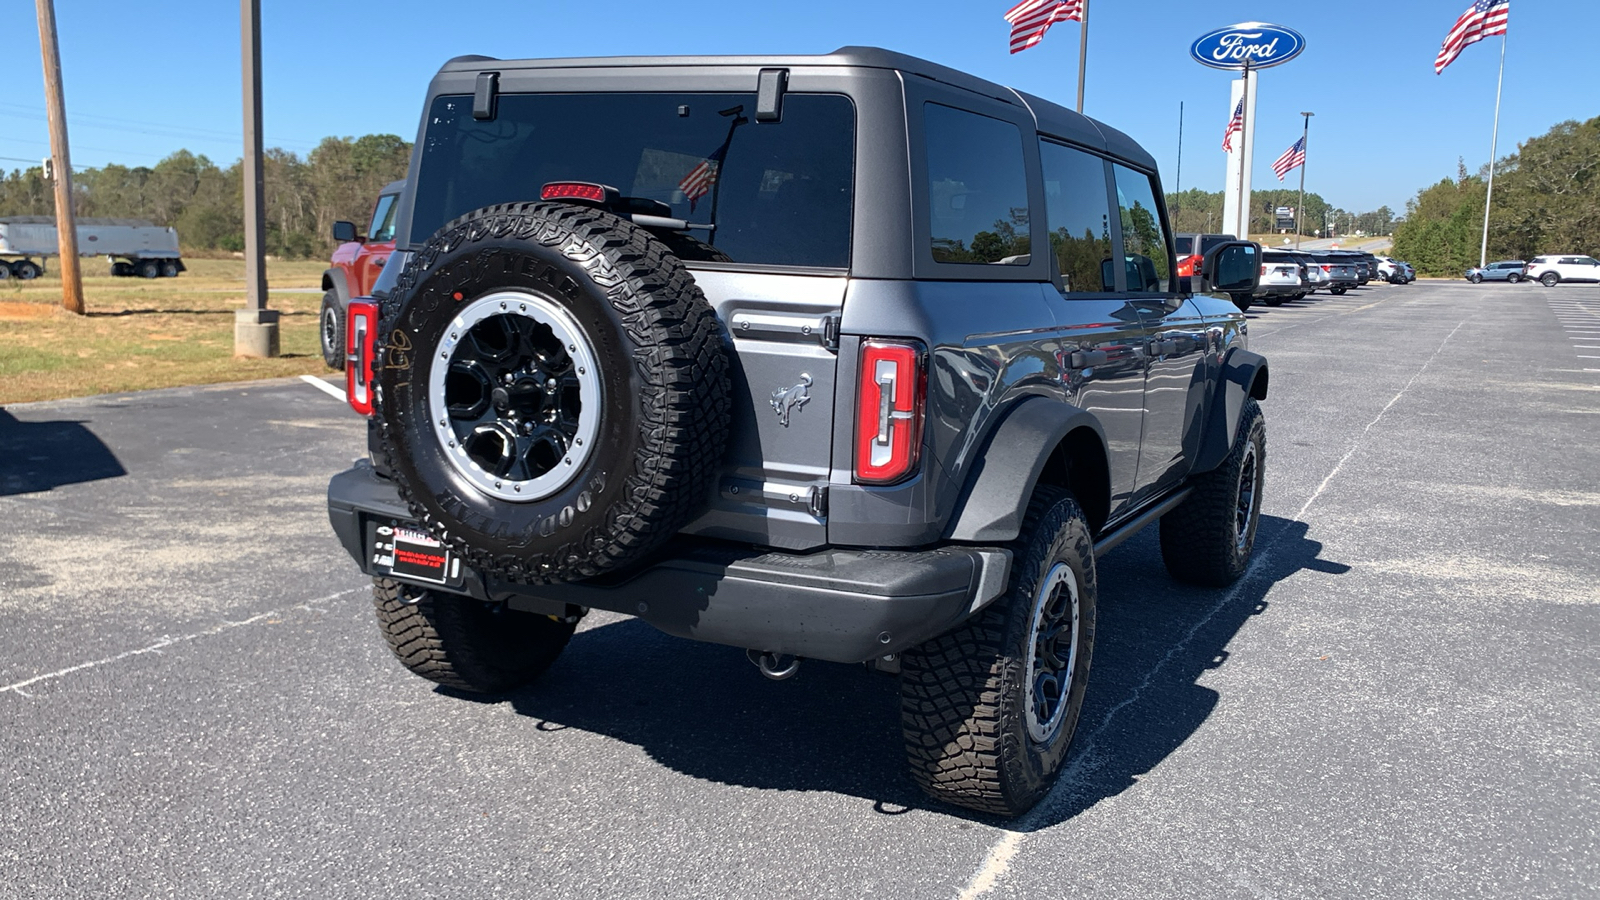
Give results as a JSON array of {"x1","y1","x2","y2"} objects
[{"x1": 0, "y1": 258, "x2": 333, "y2": 404}]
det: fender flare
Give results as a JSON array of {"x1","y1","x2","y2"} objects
[
  {"x1": 1192, "y1": 348, "x2": 1269, "y2": 474},
  {"x1": 945, "y1": 397, "x2": 1108, "y2": 542},
  {"x1": 321, "y1": 267, "x2": 352, "y2": 308}
]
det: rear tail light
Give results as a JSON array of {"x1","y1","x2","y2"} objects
[
  {"x1": 855, "y1": 339, "x2": 925, "y2": 485},
  {"x1": 345, "y1": 300, "x2": 379, "y2": 417}
]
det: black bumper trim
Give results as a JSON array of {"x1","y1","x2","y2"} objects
[{"x1": 326, "y1": 464, "x2": 1011, "y2": 664}]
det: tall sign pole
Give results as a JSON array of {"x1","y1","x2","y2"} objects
[
  {"x1": 1075, "y1": 0, "x2": 1091, "y2": 112},
  {"x1": 235, "y1": 0, "x2": 279, "y2": 357},
  {"x1": 33, "y1": 0, "x2": 84, "y2": 316},
  {"x1": 1236, "y1": 61, "x2": 1251, "y2": 238},
  {"x1": 1296, "y1": 111, "x2": 1313, "y2": 249},
  {"x1": 1478, "y1": 32, "x2": 1507, "y2": 269}
]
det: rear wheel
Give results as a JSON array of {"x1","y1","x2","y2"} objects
[
  {"x1": 12, "y1": 260, "x2": 40, "y2": 280},
  {"x1": 900, "y1": 488, "x2": 1096, "y2": 817},
  {"x1": 1330, "y1": 286, "x2": 1347, "y2": 295},
  {"x1": 138, "y1": 260, "x2": 159, "y2": 279},
  {"x1": 1160, "y1": 398, "x2": 1265, "y2": 587},
  {"x1": 1541, "y1": 272, "x2": 1560, "y2": 287},
  {"x1": 1507, "y1": 273, "x2": 1521, "y2": 284},
  {"x1": 0, "y1": 263, "x2": 9, "y2": 280},
  {"x1": 161, "y1": 261, "x2": 179, "y2": 278},
  {"x1": 371, "y1": 578, "x2": 576, "y2": 693},
  {"x1": 319, "y1": 290, "x2": 345, "y2": 370}
]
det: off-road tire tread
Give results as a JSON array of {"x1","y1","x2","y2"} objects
[
  {"x1": 377, "y1": 202, "x2": 731, "y2": 583},
  {"x1": 1159, "y1": 397, "x2": 1266, "y2": 587},
  {"x1": 899, "y1": 487, "x2": 1095, "y2": 816},
  {"x1": 370, "y1": 577, "x2": 575, "y2": 693},
  {"x1": 320, "y1": 289, "x2": 346, "y2": 370}
]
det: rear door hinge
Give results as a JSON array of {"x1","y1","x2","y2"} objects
[{"x1": 823, "y1": 314, "x2": 841, "y2": 351}]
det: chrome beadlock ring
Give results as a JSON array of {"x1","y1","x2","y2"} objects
[{"x1": 427, "y1": 291, "x2": 602, "y2": 503}]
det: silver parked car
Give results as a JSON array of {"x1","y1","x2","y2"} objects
[{"x1": 1464, "y1": 260, "x2": 1527, "y2": 284}]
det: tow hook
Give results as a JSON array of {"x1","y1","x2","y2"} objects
[{"x1": 746, "y1": 649, "x2": 801, "y2": 681}]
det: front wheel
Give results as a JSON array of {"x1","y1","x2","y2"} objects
[
  {"x1": 1541, "y1": 272, "x2": 1560, "y2": 287},
  {"x1": 900, "y1": 488, "x2": 1096, "y2": 817},
  {"x1": 1160, "y1": 398, "x2": 1266, "y2": 587},
  {"x1": 318, "y1": 290, "x2": 345, "y2": 370},
  {"x1": 1330, "y1": 286, "x2": 1347, "y2": 295},
  {"x1": 371, "y1": 578, "x2": 576, "y2": 694},
  {"x1": 1468, "y1": 273, "x2": 1483, "y2": 284}
]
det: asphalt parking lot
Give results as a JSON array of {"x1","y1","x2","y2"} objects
[{"x1": 2, "y1": 279, "x2": 1596, "y2": 899}]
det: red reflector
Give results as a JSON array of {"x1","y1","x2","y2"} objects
[
  {"x1": 855, "y1": 339, "x2": 925, "y2": 485},
  {"x1": 345, "y1": 301, "x2": 380, "y2": 417},
  {"x1": 540, "y1": 182, "x2": 607, "y2": 203}
]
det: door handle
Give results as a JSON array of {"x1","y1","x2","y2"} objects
[
  {"x1": 373, "y1": 256, "x2": 387, "y2": 268},
  {"x1": 1069, "y1": 350, "x2": 1109, "y2": 368}
]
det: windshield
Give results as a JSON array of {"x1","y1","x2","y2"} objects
[{"x1": 410, "y1": 92, "x2": 855, "y2": 269}]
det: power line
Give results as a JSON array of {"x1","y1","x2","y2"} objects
[{"x1": 0, "y1": 101, "x2": 322, "y2": 149}]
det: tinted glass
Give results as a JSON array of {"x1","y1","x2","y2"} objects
[
  {"x1": 1174, "y1": 235, "x2": 1193, "y2": 255},
  {"x1": 1039, "y1": 141, "x2": 1113, "y2": 293},
  {"x1": 369, "y1": 194, "x2": 399, "y2": 242},
  {"x1": 1200, "y1": 234, "x2": 1232, "y2": 254},
  {"x1": 924, "y1": 103, "x2": 1030, "y2": 265},
  {"x1": 1112, "y1": 165, "x2": 1172, "y2": 292},
  {"x1": 411, "y1": 93, "x2": 854, "y2": 268}
]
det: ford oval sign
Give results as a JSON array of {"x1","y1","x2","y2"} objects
[{"x1": 1190, "y1": 22, "x2": 1306, "y2": 71}]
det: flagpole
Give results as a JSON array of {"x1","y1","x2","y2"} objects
[
  {"x1": 1479, "y1": 30, "x2": 1506, "y2": 269},
  {"x1": 1075, "y1": 0, "x2": 1089, "y2": 112},
  {"x1": 1296, "y1": 112, "x2": 1313, "y2": 249},
  {"x1": 1174, "y1": 101, "x2": 1183, "y2": 216}
]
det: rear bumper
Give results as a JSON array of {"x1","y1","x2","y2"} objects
[{"x1": 327, "y1": 463, "x2": 1011, "y2": 664}]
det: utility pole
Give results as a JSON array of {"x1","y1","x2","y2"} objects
[
  {"x1": 234, "y1": 0, "x2": 279, "y2": 357},
  {"x1": 33, "y1": 0, "x2": 84, "y2": 315},
  {"x1": 1296, "y1": 111, "x2": 1313, "y2": 249}
]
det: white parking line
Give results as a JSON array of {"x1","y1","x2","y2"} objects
[
  {"x1": 299, "y1": 374, "x2": 347, "y2": 402},
  {"x1": 0, "y1": 588, "x2": 365, "y2": 697}
]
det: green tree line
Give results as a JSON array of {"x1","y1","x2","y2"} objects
[
  {"x1": 0, "y1": 134, "x2": 411, "y2": 259},
  {"x1": 1392, "y1": 116, "x2": 1599, "y2": 276},
  {"x1": 1167, "y1": 187, "x2": 1393, "y2": 239}
]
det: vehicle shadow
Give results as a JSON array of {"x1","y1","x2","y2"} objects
[
  {"x1": 0, "y1": 409, "x2": 127, "y2": 496},
  {"x1": 473, "y1": 513, "x2": 1346, "y2": 822}
]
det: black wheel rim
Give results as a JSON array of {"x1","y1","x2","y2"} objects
[
  {"x1": 322, "y1": 307, "x2": 339, "y2": 356},
  {"x1": 428, "y1": 291, "x2": 601, "y2": 503},
  {"x1": 1024, "y1": 562, "x2": 1080, "y2": 744},
  {"x1": 1235, "y1": 441, "x2": 1259, "y2": 550}
]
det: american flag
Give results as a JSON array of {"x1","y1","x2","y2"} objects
[
  {"x1": 1435, "y1": 0, "x2": 1510, "y2": 74},
  {"x1": 1272, "y1": 137, "x2": 1306, "y2": 181},
  {"x1": 1004, "y1": 0, "x2": 1083, "y2": 54},
  {"x1": 677, "y1": 143, "x2": 728, "y2": 212},
  {"x1": 1221, "y1": 99, "x2": 1244, "y2": 152}
]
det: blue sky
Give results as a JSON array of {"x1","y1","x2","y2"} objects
[{"x1": 1, "y1": 1, "x2": 1590, "y2": 214}]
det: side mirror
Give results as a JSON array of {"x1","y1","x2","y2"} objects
[
  {"x1": 332, "y1": 221, "x2": 360, "y2": 244},
  {"x1": 1200, "y1": 241, "x2": 1259, "y2": 295}
]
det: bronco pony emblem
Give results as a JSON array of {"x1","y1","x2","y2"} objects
[{"x1": 770, "y1": 374, "x2": 813, "y2": 427}]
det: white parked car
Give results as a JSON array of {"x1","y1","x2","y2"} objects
[
  {"x1": 1256, "y1": 249, "x2": 1304, "y2": 307},
  {"x1": 1526, "y1": 254, "x2": 1600, "y2": 287}
]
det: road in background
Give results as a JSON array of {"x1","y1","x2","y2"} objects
[{"x1": 1, "y1": 280, "x2": 1595, "y2": 899}]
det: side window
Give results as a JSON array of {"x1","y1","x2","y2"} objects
[
  {"x1": 369, "y1": 194, "x2": 399, "y2": 243},
  {"x1": 923, "y1": 103, "x2": 1030, "y2": 265},
  {"x1": 1039, "y1": 140, "x2": 1113, "y2": 293},
  {"x1": 1112, "y1": 165, "x2": 1172, "y2": 293}
]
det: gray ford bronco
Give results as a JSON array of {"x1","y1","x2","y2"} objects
[{"x1": 326, "y1": 47, "x2": 1267, "y2": 817}]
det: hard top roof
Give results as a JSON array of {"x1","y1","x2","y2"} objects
[{"x1": 436, "y1": 46, "x2": 1156, "y2": 171}]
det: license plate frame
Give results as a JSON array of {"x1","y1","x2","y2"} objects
[{"x1": 368, "y1": 519, "x2": 461, "y2": 587}]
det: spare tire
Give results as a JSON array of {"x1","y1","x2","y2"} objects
[{"x1": 375, "y1": 201, "x2": 731, "y2": 584}]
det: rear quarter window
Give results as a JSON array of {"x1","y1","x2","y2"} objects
[{"x1": 923, "y1": 103, "x2": 1031, "y2": 265}]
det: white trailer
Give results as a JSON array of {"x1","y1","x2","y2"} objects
[{"x1": 0, "y1": 216, "x2": 186, "y2": 279}]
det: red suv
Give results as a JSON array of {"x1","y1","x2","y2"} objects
[{"x1": 320, "y1": 180, "x2": 404, "y2": 369}]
